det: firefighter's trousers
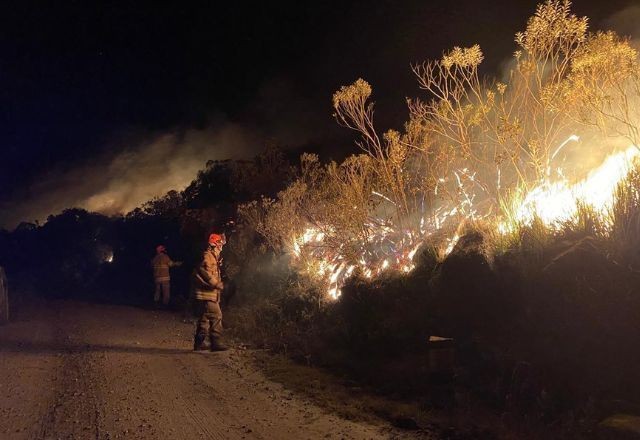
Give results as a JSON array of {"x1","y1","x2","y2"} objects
[
  {"x1": 194, "y1": 299, "x2": 223, "y2": 340},
  {"x1": 154, "y1": 279, "x2": 170, "y2": 305}
]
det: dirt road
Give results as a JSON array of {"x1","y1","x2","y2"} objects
[{"x1": 0, "y1": 299, "x2": 430, "y2": 440}]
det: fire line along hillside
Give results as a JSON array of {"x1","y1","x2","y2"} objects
[{"x1": 3, "y1": 1, "x2": 640, "y2": 439}]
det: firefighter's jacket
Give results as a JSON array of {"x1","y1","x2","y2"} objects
[
  {"x1": 193, "y1": 248, "x2": 223, "y2": 302},
  {"x1": 151, "y1": 253, "x2": 177, "y2": 282}
]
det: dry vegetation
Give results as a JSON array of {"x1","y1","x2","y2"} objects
[
  {"x1": 224, "y1": 1, "x2": 640, "y2": 435},
  {"x1": 236, "y1": 1, "x2": 640, "y2": 292}
]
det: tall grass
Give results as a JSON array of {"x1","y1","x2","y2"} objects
[{"x1": 608, "y1": 162, "x2": 640, "y2": 268}]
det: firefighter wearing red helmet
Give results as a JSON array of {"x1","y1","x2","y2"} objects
[
  {"x1": 151, "y1": 244, "x2": 181, "y2": 308},
  {"x1": 192, "y1": 233, "x2": 228, "y2": 351}
]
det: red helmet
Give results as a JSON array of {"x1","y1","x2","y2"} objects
[
  {"x1": 208, "y1": 233, "x2": 225, "y2": 246},
  {"x1": 156, "y1": 245, "x2": 166, "y2": 254}
]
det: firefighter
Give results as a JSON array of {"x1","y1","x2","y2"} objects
[
  {"x1": 192, "y1": 233, "x2": 228, "y2": 351},
  {"x1": 151, "y1": 245, "x2": 181, "y2": 307}
]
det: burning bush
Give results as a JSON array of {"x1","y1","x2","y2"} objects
[
  {"x1": 237, "y1": 0, "x2": 640, "y2": 302},
  {"x1": 227, "y1": 0, "x2": 640, "y2": 430}
]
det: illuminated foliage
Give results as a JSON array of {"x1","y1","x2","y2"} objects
[{"x1": 241, "y1": 1, "x2": 640, "y2": 299}]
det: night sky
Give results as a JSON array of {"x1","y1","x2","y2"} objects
[{"x1": 0, "y1": 0, "x2": 636, "y2": 228}]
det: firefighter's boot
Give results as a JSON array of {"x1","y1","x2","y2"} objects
[
  {"x1": 210, "y1": 337, "x2": 228, "y2": 352},
  {"x1": 193, "y1": 333, "x2": 207, "y2": 351}
]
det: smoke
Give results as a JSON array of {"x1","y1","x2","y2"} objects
[
  {"x1": 603, "y1": 5, "x2": 640, "y2": 41},
  {"x1": 0, "y1": 122, "x2": 261, "y2": 229}
]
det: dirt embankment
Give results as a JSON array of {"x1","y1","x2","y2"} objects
[{"x1": 0, "y1": 299, "x2": 434, "y2": 439}]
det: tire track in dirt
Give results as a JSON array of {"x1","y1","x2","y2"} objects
[
  {"x1": 36, "y1": 308, "x2": 103, "y2": 440},
  {"x1": 172, "y1": 357, "x2": 235, "y2": 440},
  {"x1": 37, "y1": 351, "x2": 102, "y2": 440},
  {"x1": 2, "y1": 300, "x2": 433, "y2": 439}
]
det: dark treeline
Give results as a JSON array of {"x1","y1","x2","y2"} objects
[{"x1": 0, "y1": 147, "x2": 294, "y2": 307}]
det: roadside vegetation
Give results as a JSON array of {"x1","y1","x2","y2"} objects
[{"x1": 3, "y1": 1, "x2": 640, "y2": 437}]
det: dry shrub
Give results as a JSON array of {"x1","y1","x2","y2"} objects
[
  {"x1": 228, "y1": 2, "x2": 640, "y2": 427},
  {"x1": 609, "y1": 163, "x2": 640, "y2": 267},
  {"x1": 243, "y1": 1, "x2": 640, "y2": 293}
]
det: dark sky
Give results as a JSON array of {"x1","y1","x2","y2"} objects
[{"x1": 0, "y1": 0, "x2": 636, "y2": 227}]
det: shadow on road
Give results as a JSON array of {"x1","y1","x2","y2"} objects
[{"x1": 0, "y1": 340, "x2": 193, "y2": 356}]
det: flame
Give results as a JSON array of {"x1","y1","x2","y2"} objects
[
  {"x1": 290, "y1": 213, "x2": 465, "y2": 299},
  {"x1": 290, "y1": 136, "x2": 639, "y2": 299},
  {"x1": 505, "y1": 145, "x2": 639, "y2": 230}
]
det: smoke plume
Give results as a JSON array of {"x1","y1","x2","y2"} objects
[{"x1": 1, "y1": 122, "x2": 261, "y2": 229}]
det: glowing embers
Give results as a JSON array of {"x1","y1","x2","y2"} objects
[
  {"x1": 291, "y1": 223, "x2": 440, "y2": 299},
  {"x1": 291, "y1": 136, "x2": 640, "y2": 300}
]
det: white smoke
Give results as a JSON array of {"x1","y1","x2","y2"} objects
[
  {"x1": 603, "y1": 5, "x2": 640, "y2": 41},
  {"x1": 1, "y1": 122, "x2": 261, "y2": 229}
]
